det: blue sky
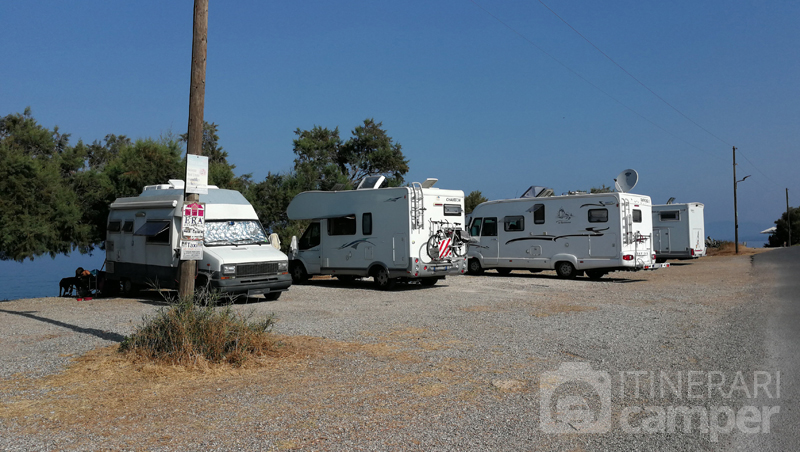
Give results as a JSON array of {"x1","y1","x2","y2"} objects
[{"x1": 2, "y1": 0, "x2": 798, "y2": 247}]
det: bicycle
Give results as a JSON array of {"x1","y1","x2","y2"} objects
[{"x1": 426, "y1": 220, "x2": 470, "y2": 261}]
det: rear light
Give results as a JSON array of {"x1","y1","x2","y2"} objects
[
  {"x1": 652, "y1": 254, "x2": 656, "y2": 261},
  {"x1": 691, "y1": 249, "x2": 695, "y2": 256},
  {"x1": 623, "y1": 254, "x2": 634, "y2": 261}
]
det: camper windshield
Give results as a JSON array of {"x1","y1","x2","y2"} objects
[{"x1": 204, "y1": 220, "x2": 269, "y2": 246}]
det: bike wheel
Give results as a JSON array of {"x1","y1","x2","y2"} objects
[{"x1": 427, "y1": 234, "x2": 442, "y2": 260}]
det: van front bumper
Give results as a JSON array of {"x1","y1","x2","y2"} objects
[{"x1": 210, "y1": 273, "x2": 292, "y2": 295}]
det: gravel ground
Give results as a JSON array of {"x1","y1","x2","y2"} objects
[{"x1": 0, "y1": 252, "x2": 781, "y2": 450}]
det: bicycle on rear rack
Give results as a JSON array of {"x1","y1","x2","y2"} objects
[{"x1": 426, "y1": 220, "x2": 470, "y2": 261}]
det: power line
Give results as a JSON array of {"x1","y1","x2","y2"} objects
[{"x1": 534, "y1": 0, "x2": 788, "y2": 191}]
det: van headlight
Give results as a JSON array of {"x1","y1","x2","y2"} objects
[
  {"x1": 278, "y1": 261, "x2": 288, "y2": 272},
  {"x1": 222, "y1": 264, "x2": 236, "y2": 275}
]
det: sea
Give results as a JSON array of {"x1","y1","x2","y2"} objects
[{"x1": 0, "y1": 253, "x2": 106, "y2": 301}]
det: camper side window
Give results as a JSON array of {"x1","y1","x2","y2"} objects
[
  {"x1": 362, "y1": 213, "x2": 372, "y2": 236},
  {"x1": 299, "y1": 222, "x2": 321, "y2": 250},
  {"x1": 444, "y1": 204, "x2": 462, "y2": 216},
  {"x1": 482, "y1": 217, "x2": 498, "y2": 237},
  {"x1": 108, "y1": 221, "x2": 121, "y2": 233},
  {"x1": 659, "y1": 210, "x2": 679, "y2": 221},
  {"x1": 504, "y1": 216, "x2": 524, "y2": 232},
  {"x1": 328, "y1": 216, "x2": 357, "y2": 236},
  {"x1": 532, "y1": 204, "x2": 545, "y2": 224},
  {"x1": 632, "y1": 209, "x2": 642, "y2": 223},
  {"x1": 122, "y1": 221, "x2": 134, "y2": 233},
  {"x1": 588, "y1": 209, "x2": 608, "y2": 223},
  {"x1": 134, "y1": 220, "x2": 171, "y2": 244},
  {"x1": 470, "y1": 218, "x2": 482, "y2": 237}
]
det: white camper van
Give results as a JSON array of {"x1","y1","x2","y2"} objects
[
  {"x1": 105, "y1": 180, "x2": 291, "y2": 299},
  {"x1": 467, "y1": 192, "x2": 666, "y2": 279},
  {"x1": 287, "y1": 177, "x2": 469, "y2": 289},
  {"x1": 652, "y1": 203, "x2": 706, "y2": 262}
]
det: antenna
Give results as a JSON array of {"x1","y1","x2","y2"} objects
[{"x1": 614, "y1": 169, "x2": 639, "y2": 193}]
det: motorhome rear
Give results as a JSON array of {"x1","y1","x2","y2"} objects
[
  {"x1": 105, "y1": 180, "x2": 291, "y2": 299},
  {"x1": 287, "y1": 177, "x2": 468, "y2": 288},
  {"x1": 652, "y1": 203, "x2": 706, "y2": 261},
  {"x1": 467, "y1": 192, "x2": 666, "y2": 279}
]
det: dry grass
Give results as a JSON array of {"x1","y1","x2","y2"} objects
[{"x1": 706, "y1": 242, "x2": 771, "y2": 257}]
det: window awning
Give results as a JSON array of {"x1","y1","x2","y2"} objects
[{"x1": 134, "y1": 221, "x2": 170, "y2": 237}]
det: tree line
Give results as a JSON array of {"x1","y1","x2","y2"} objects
[{"x1": 0, "y1": 109, "x2": 419, "y2": 261}]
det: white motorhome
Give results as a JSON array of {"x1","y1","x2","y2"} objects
[
  {"x1": 467, "y1": 192, "x2": 666, "y2": 279},
  {"x1": 105, "y1": 180, "x2": 291, "y2": 299},
  {"x1": 652, "y1": 203, "x2": 706, "y2": 262},
  {"x1": 287, "y1": 177, "x2": 468, "y2": 289}
]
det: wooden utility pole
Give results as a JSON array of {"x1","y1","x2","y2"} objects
[
  {"x1": 788, "y1": 188, "x2": 792, "y2": 247},
  {"x1": 733, "y1": 146, "x2": 739, "y2": 254},
  {"x1": 179, "y1": 0, "x2": 208, "y2": 299}
]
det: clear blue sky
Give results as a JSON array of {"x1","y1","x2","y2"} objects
[{"x1": 2, "y1": 0, "x2": 798, "y2": 246}]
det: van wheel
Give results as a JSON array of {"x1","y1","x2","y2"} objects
[
  {"x1": 373, "y1": 268, "x2": 396, "y2": 290},
  {"x1": 586, "y1": 270, "x2": 606, "y2": 280},
  {"x1": 496, "y1": 268, "x2": 512, "y2": 276},
  {"x1": 290, "y1": 262, "x2": 308, "y2": 284},
  {"x1": 264, "y1": 292, "x2": 282, "y2": 301},
  {"x1": 122, "y1": 279, "x2": 138, "y2": 295},
  {"x1": 555, "y1": 261, "x2": 577, "y2": 279},
  {"x1": 468, "y1": 259, "x2": 484, "y2": 275}
]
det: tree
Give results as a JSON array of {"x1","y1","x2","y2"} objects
[
  {"x1": 0, "y1": 109, "x2": 93, "y2": 261},
  {"x1": 768, "y1": 207, "x2": 799, "y2": 247},
  {"x1": 465, "y1": 190, "x2": 488, "y2": 214}
]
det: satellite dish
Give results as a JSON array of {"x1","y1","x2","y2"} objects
[{"x1": 614, "y1": 169, "x2": 639, "y2": 193}]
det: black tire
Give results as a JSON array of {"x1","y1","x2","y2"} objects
[
  {"x1": 555, "y1": 261, "x2": 577, "y2": 279},
  {"x1": 426, "y1": 234, "x2": 441, "y2": 260},
  {"x1": 290, "y1": 262, "x2": 308, "y2": 284},
  {"x1": 586, "y1": 269, "x2": 606, "y2": 280},
  {"x1": 264, "y1": 291, "x2": 282, "y2": 301},
  {"x1": 373, "y1": 267, "x2": 396, "y2": 290},
  {"x1": 496, "y1": 268, "x2": 512, "y2": 276},
  {"x1": 122, "y1": 279, "x2": 139, "y2": 296},
  {"x1": 468, "y1": 258, "x2": 484, "y2": 275},
  {"x1": 420, "y1": 277, "x2": 438, "y2": 287}
]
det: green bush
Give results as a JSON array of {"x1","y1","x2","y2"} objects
[{"x1": 120, "y1": 293, "x2": 276, "y2": 366}]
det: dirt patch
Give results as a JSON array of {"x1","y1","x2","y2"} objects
[{"x1": 706, "y1": 243, "x2": 771, "y2": 257}]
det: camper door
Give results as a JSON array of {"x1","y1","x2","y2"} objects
[{"x1": 469, "y1": 217, "x2": 499, "y2": 264}]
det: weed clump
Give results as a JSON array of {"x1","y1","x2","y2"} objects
[{"x1": 120, "y1": 293, "x2": 276, "y2": 366}]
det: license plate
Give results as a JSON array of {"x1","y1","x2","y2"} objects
[{"x1": 432, "y1": 266, "x2": 449, "y2": 272}]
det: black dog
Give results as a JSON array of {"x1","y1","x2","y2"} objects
[{"x1": 59, "y1": 277, "x2": 79, "y2": 297}]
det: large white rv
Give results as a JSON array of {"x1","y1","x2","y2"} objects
[
  {"x1": 105, "y1": 180, "x2": 291, "y2": 299},
  {"x1": 652, "y1": 203, "x2": 706, "y2": 262},
  {"x1": 466, "y1": 192, "x2": 666, "y2": 279},
  {"x1": 287, "y1": 177, "x2": 468, "y2": 289}
]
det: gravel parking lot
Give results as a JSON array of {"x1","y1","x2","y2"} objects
[{"x1": 0, "y1": 250, "x2": 788, "y2": 450}]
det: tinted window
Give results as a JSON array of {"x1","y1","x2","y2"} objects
[
  {"x1": 504, "y1": 216, "x2": 524, "y2": 232},
  {"x1": 588, "y1": 209, "x2": 608, "y2": 223},
  {"x1": 108, "y1": 221, "x2": 121, "y2": 233},
  {"x1": 482, "y1": 217, "x2": 498, "y2": 237},
  {"x1": 531, "y1": 204, "x2": 545, "y2": 224},
  {"x1": 632, "y1": 209, "x2": 642, "y2": 223},
  {"x1": 470, "y1": 218, "x2": 482, "y2": 237},
  {"x1": 328, "y1": 216, "x2": 356, "y2": 236},
  {"x1": 444, "y1": 204, "x2": 462, "y2": 216},
  {"x1": 122, "y1": 221, "x2": 134, "y2": 232},
  {"x1": 659, "y1": 210, "x2": 680, "y2": 221},
  {"x1": 362, "y1": 213, "x2": 372, "y2": 236},
  {"x1": 299, "y1": 222, "x2": 321, "y2": 250}
]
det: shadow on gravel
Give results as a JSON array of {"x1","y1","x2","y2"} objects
[
  {"x1": 302, "y1": 278, "x2": 446, "y2": 292},
  {"x1": 0, "y1": 309, "x2": 126, "y2": 342},
  {"x1": 474, "y1": 272, "x2": 647, "y2": 283}
]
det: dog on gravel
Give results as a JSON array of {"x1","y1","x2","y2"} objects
[{"x1": 59, "y1": 277, "x2": 79, "y2": 297}]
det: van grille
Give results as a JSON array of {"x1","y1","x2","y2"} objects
[{"x1": 236, "y1": 262, "x2": 278, "y2": 277}]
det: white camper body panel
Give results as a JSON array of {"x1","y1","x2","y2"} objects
[
  {"x1": 105, "y1": 185, "x2": 291, "y2": 296},
  {"x1": 652, "y1": 203, "x2": 706, "y2": 260},
  {"x1": 287, "y1": 185, "x2": 467, "y2": 282},
  {"x1": 467, "y1": 193, "x2": 663, "y2": 277}
]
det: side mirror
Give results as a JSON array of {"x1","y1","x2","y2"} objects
[{"x1": 290, "y1": 236, "x2": 298, "y2": 254}]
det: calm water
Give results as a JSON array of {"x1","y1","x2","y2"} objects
[{"x1": 0, "y1": 254, "x2": 105, "y2": 301}]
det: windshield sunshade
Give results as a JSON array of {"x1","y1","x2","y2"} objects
[
  {"x1": 204, "y1": 220, "x2": 268, "y2": 246},
  {"x1": 134, "y1": 221, "x2": 170, "y2": 237}
]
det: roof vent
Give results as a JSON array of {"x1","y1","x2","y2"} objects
[
  {"x1": 356, "y1": 175, "x2": 387, "y2": 190},
  {"x1": 521, "y1": 186, "x2": 554, "y2": 198}
]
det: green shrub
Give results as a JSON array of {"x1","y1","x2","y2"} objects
[{"x1": 120, "y1": 293, "x2": 276, "y2": 366}]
